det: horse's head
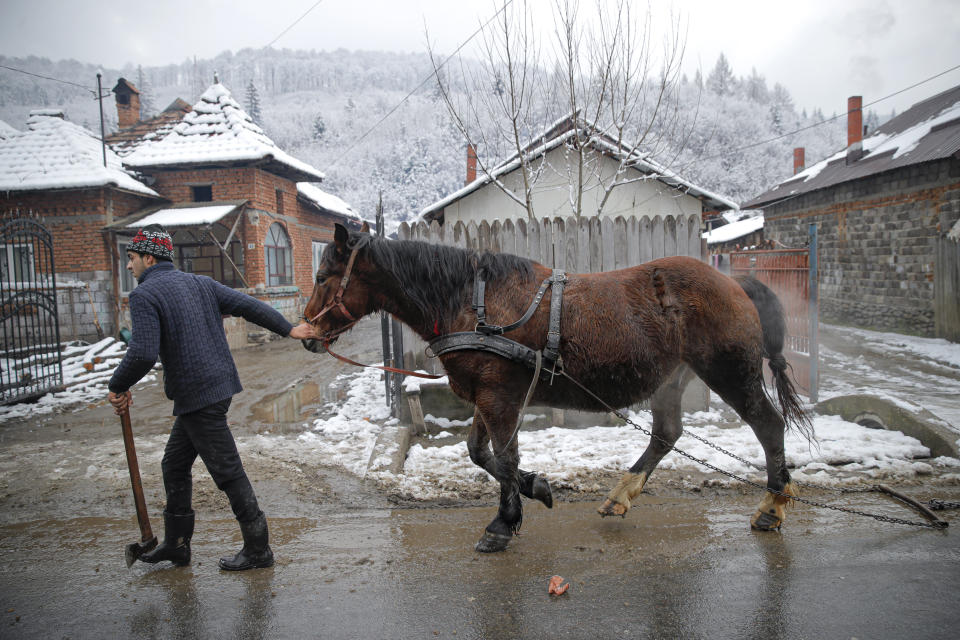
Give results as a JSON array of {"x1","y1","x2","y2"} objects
[{"x1": 302, "y1": 222, "x2": 373, "y2": 353}]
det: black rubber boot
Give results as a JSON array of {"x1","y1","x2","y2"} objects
[
  {"x1": 218, "y1": 512, "x2": 274, "y2": 571},
  {"x1": 140, "y1": 511, "x2": 193, "y2": 566}
]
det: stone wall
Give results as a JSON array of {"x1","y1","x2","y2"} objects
[
  {"x1": 763, "y1": 158, "x2": 960, "y2": 336},
  {"x1": 56, "y1": 273, "x2": 115, "y2": 342}
]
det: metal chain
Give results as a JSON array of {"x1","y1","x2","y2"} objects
[
  {"x1": 560, "y1": 372, "x2": 949, "y2": 530},
  {"x1": 927, "y1": 500, "x2": 960, "y2": 511}
]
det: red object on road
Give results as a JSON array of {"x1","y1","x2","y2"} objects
[{"x1": 548, "y1": 575, "x2": 569, "y2": 595}]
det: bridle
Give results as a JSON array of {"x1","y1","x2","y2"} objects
[
  {"x1": 304, "y1": 244, "x2": 442, "y2": 380},
  {"x1": 306, "y1": 245, "x2": 361, "y2": 327}
]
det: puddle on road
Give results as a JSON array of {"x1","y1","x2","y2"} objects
[{"x1": 248, "y1": 381, "x2": 327, "y2": 429}]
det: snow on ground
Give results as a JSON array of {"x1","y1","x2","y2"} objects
[
  {"x1": 268, "y1": 359, "x2": 960, "y2": 501},
  {"x1": 0, "y1": 338, "x2": 155, "y2": 422}
]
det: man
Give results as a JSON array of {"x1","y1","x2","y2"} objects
[{"x1": 108, "y1": 224, "x2": 316, "y2": 571}]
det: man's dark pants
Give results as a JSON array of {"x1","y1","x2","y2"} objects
[{"x1": 160, "y1": 398, "x2": 261, "y2": 523}]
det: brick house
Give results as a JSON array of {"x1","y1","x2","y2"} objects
[
  {"x1": 744, "y1": 87, "x2": 960, "y2": 339},
  {"x1": 1, "y1": 79, "x2": 359, "y2": 345}
]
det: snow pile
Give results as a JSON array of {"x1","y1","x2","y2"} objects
[
  {"x1": 293, "y1": 367, "x2": 393, "y2": 477},
  {"x1": 0, "y1": 337, "x2": 155, "y2": 422},
  {"x1": 291, "y1": 363, "x2": 958, "y2": 501}
]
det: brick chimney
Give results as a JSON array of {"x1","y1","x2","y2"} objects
[
  {"x1": 112, "y1": 78, "x2": 141, "y2": 129},
  {"x1": 466, "y1": 144, "x2": 477, "y2": 185},
  {"x1": 793, "y1": 147, "x2": 805, "y2": 175},
  {"x1": 846, "y1": 96, "x2": 863, "y2": 164}
]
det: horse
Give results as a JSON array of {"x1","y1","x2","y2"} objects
[{"x1": 303, "y1": 223, "x2": 813, "y2": 553}]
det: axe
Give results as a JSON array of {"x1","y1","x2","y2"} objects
[{"x1": 119, "y1": 407, "x2": 157, "y2": 567}]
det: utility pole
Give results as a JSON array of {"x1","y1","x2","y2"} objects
[{"x1": 96, "y1": 73, "x2": 107, "y2": 167}]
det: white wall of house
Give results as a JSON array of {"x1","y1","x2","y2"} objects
[{"x1": 440, "y1": 146, "x2": 703, "y2": 225}]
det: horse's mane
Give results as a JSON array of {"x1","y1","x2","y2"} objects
[{"x1": 341, "y1": 231, "x2": 534, "y2": 331}]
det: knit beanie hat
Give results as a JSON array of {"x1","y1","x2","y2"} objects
[{"x1": 129, "y1": 224, "x2": 174, "y2": 260}]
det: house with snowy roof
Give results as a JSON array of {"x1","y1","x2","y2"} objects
[
  {"x1": 744, "y1": 86, "x2": 960, "y2": 341},
  {"x1": 419, "y1": 115, "x2": 736, "y2": 258},
  {"x1": 0, "y1": 77, "x2": 359, "y2": 344}
]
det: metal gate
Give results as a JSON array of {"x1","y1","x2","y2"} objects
[
  {"x1": 1, "y1": 214, "x2": 64, "y2": 404},
  {"x1": 730, "y1": 225, "x2": 819, "y2": 401}
]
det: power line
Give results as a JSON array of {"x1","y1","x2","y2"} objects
[
  {"x1": 265, "y1": 0, "x2": 327, "y2": 49},
  {"x1": 323, "y1": 0, "x2": 517, "y2": 173},
  {"x1": 0, "y1": 64, "x2": 95, "y2": 94}
]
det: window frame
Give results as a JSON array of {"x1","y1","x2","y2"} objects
[{"x1": 264, "y1": 223, "x2": 293, "y2": 287}]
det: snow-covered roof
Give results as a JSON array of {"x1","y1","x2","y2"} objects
[
  {"x1": 0, "y1": 111, "x2": 159, "y2": 197},
  {"x1": 106, "y1": 200, "x2": 248, "y2": 232},
  {"x1": 420, "y1": 116, "x2": 738, "y2": 220},
  {"x1": 297, "y1": 182, "x2": 360, "y2": 220},
  {"x1": 0, "y1": 120, "x2": 18, "y2": 140},
  {"x1": 746, "y1": 84, "x2": 960, "y2": 208},
  {"x1": 121, "y1": 82, "x2": 324, "y2": 183},
  {"x1": 704, "y1": 214, "x2": 764, "y2": 245},
  {"x1": 125, "y1": 204, "x2": 239, "y2": 228}
]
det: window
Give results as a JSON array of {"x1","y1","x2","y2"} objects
[
  {"x1": 0, "y1": 244, "x2": 35, "y2": 282},
  {"x1": 117, "y1": 93, "x2": 130, "y2": 105},
  {"x1": 311, "y1": 241, "x2": 327, "y2": 279},
  {"x1": 275, "y1": 188, "x2": 285, "y2": 215},
  {"x1": 264, "y1": 223, "x2": 293, "y2": 287},
  {"x1": 191, "y1": 185, "x2": 213, "y2": 202},
  {"x1": 118, "y1": 241, "x2": 137, "y2": 294}
]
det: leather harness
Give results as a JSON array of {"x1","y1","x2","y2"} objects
[{"x1": 428, "y1": 268, "x2": 567, "y2": 382}]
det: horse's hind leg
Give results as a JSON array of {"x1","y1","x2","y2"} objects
[
  {"x1": 467, "y1": 407, "x2": 552, "y2": 508},
  {"x1": 598, "y1": 365, "x2": 693, "y2": 518},
  {"x1": 701, "y1": 369, "x2": 796, "y2": 531}
]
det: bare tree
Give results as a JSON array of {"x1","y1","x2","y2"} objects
[{"x1": 429, "y1": 0, "x2": 692, "y2": 220}]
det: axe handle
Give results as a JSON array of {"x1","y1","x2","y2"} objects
[{"x1": 120, "y1": 408, "x2": 154, "y2": 543}]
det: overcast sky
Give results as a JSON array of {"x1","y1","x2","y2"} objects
[{"x1": 1, "y1": 0, "x2": 958, "y2": 115}]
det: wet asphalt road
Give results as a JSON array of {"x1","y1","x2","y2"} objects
[
  {"x1": 2, "y1": 491, "x2": 959, "y2": 639},
  {"x1": 1, "y1": 318, "x2": 959, "y2": 638}
]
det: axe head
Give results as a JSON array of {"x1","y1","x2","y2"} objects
[{"x1": 125, "y1": 536, "x2": 158, "y2": 568}]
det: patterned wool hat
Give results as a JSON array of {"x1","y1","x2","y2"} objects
[{"x1": 129, "y1": 224, "x2": 174, "y2": 260}]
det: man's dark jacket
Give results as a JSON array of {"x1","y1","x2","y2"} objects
[{"x1": 108, "y1": 262, "x2": 293, "y2": 415}]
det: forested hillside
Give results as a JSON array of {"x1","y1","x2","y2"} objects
[{"x1": 0, "y1": 48, "x2": 879, "y2": 224}]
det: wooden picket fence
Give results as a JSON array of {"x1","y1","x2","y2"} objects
[{"x1": 397, "y1": 214, "x2": 703, "y2": 272}]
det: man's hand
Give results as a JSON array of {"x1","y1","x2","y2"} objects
[
  {"x1": 108, "y1": 390, "x2": 132, "y2": 415},
  {"x1": 288, "y1": 322, "x2": 319, "y2": 340}
]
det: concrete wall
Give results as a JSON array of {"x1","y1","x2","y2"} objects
[{"x1": 763, "y1": 157, "x2": 960, "y2": 336}]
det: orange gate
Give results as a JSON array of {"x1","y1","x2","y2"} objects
[{"x1": 729, "y1": 246, "x2": 819, "y2": 400}]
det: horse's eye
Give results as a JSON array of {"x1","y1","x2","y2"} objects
[{"x1": 316, "y1": 273, "x2": 328, "y2": 285}]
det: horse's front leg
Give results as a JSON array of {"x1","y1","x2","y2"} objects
[
  {"x1": 472, "y1": 398, "x2": 524, "y2": 553},
  {"x1": 598, "y1": 365, "x2": 692, "y2": 518},
  {"x1": 467, "y1": 408, "x2": 552, "y2": 508}
]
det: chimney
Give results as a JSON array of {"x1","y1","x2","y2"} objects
[
  {"x1": 846, "y1": 95, "x2": 863, "y2": 165},
  {"x1": 466, "y1": 144, "x2": 478, "y2": 185},
  {"x1": 112, "y1": 78, "x2": 141, "y2": 129},
  {"x1": 793, "y1": 147, "x2": 805, "y2": 175}
]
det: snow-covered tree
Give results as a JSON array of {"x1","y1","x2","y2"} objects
[
  {"x1": 706, "y1": 53, "x2": 737, "y2": 96},
  {"x1": 137, "y1": 65, "x2": 156, "y2": 119},
  {"x1": 245, "y1": 79, "x2": 262, "y2": 124}
]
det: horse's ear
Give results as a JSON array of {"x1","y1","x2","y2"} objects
[
  {"x1": 359, "y1": 220, "x2": 370, "y2": 233},
  {"x1": 334, "y1": 223, "x2": 350, "y2": 254}
]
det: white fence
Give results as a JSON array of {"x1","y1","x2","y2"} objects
[{"x1": 397, "y1": 214, "x2": 703, "y2": 271}]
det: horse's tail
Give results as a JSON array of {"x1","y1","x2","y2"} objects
[{"x1": 734, "y1": 276, "x2": 815, "y2": 442}]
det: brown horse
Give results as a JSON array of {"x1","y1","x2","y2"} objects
[{"x1": 303, "y1": 224, "x2": 812, "y2": 553}]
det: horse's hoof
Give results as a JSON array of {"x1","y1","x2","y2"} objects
[
  {"x1": 475, "y1": 530, "x2": 512, "y2": 553},
  {"x1": 532, "y1": 476, "x2": 553, "y2": 509},
  {"x1": 597, "y1": 498, "x2": 628, "y2": 518},
  {"x1": 750, "y1": 509, "x2": 783, "y2": 531}
]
